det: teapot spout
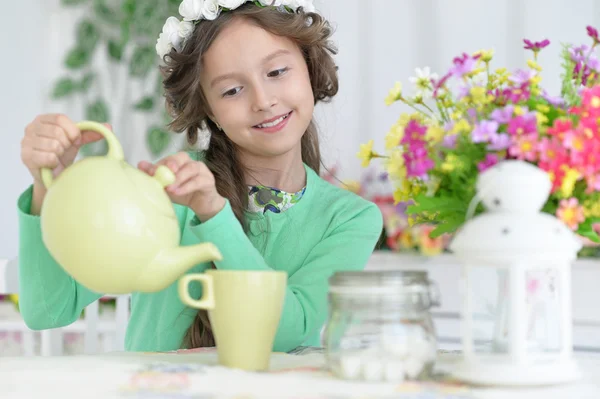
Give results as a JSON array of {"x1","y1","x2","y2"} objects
[{"x1": 136, "y1": 243, "x2": 223, "y2": 292}]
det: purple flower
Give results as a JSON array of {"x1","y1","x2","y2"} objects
[
  {"x1": 478, "y1": 154, "x2": 499, "y2": 172},
  {"x1": 510, "y1": 69, "x2": 536, "y2": 85},
  {"x1": 491, "y1": 105, "x2": 514, "y2": 124},
  {"x1": 450, "y1": 53, "x2": 479, "y2": 78},
  {"x1": 587, "y1": 25, "x2": 600, "y2": 44},
  {"x1": 443, "y1": 134, "x2": 458, "y2": 149},
  {"x1": 570, "y1": 45, "x2": 590, "y2": 63},
  {"x1": 523, "y1": 39, "x2": 550, "y2": 51},
  {"x1": 506, "y1": 83, "x2": 531, "y2": 103},
  {"x1": 488, "y1": 133, "x2": 511, "y2": 150},
  {"x1": 542, "y1": 90, "x2": 565, "y2": 107},
  {"x1": 472, "y1": 120, "x2": 499, "y2": 143}
]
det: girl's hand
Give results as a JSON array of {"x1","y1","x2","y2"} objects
[
  {"x1": 21, "y1": 113, "x2": 108, "y2": 215},
  {"x1": 138, "y1": 152, "x2": 226, "y2": 222}
]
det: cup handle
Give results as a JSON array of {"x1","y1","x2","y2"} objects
[
  {"x1": 40, "y1": 120, "x2": 124, "y2": 189},
  {"x1": 178, "y1": 274, "x2": 215, "y2": 310}
]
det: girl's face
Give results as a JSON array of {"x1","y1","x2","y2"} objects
[{"x1": 200, "y1": 18, "x2": 314, "y2": 160}]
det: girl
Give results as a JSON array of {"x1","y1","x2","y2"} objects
[{"x1": 17, "y1": 0, "x2": 383, "y2": 352}]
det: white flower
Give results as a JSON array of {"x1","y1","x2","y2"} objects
[
  {"x1": 156, "y1": 16, "x2": 183, "y2": 57},
  {"x1": 409, "y1": 67, "x2": 438, "y2": 94},
  {"x1": 283, "y1": 0, "x2": 315, "y2": 12},
  {"x1": 179, "y1": 0, "x2": 205, "y2": 21},
  {"x1": 217, "y1": 0, "x2": 247, "y2": 9},
  {"x1": 258, "y1": 0, "x2": 282, "y2": 6},
  {"x1": 164, "y1": 16, "x2": 183, "y2": 49},
  {"x1": 156, "y1": 32, "x2": 173, "y2": 59},
  {"x1": 202, "y1": 0, "x2": 221, "y2": 20},
  {"x1": 178, "y1": 20, "x2": 195, "y2": 41}
]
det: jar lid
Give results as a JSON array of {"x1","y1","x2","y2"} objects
[{"x1": 329, "y1": 270, "x2": 434, "y2": 296}]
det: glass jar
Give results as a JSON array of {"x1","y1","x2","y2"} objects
[{"x1": 324, "y1": 270, "x2": 440, "y2": 383}]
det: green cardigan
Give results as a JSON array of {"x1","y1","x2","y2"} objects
[{"x1": 16, "y1": 162, "x2": 383, "y2": 352}]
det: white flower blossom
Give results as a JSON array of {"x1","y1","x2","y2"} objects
[
  {"x1": 156, "y1": 32, "x2": 173, "y2": 59},
  {"x1": 217, "y1": 0, "x2": 247, "y2": 9},
  {"x1": 179, "y1": 0, "x2": 205, "y2": 21},
  {"x1": 178, "y1": 20, "x2": 195, "y2": 41},
  {"x1": 284, "y1": 0, "x2": 315, "y2": 12},
  {"x1": 202, "y1": 0, "x2": 221, "y2": 20}
]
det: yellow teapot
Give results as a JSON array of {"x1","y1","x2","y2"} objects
[{"x1": 39, "y1": 121, "x2": 222, "y2": 294}]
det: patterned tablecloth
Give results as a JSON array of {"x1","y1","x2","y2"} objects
[{"x1": 1, "y1": 347, "x2": 599, "y2": 398}]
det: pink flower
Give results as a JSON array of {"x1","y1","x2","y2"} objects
[
  {"x1": 581, "y1": 85, "x2": 600, "y2": 116},
  {"x1": 507, "y1": 114, "x2": 537, "y2": 136},
  {"x1": 478, "y1": 153, "x2": 499, "y2": 172},
  {"x1": 537, "y1": 137, "x2": 566, "y2": 164},
  {"x1": 556, "y1": 197, "x2": 585, "y2": 230},
  {"x1": 523, "y1": 38, "x2": 550, "y2": 51},
  {"x1": 402, "y1": 119, "x2": 428, "y2": 150},
  {"x1": 450, "y1": 53, "x2": 480, "y2": 78},
  {"x1": 547, "y1": 118, "x2": 573, "y2": 141},
  {"x1": 508, "y1": 133, "x2": 538, "y2": 161}
]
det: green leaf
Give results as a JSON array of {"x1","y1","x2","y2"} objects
[
  {"x1": 108, "y1": 40, "x2": 124, "y2": 61},
  {"x1": 577, "y1": 217, "x2": 600, "y2": 243},
  {"x1": 94, "y1": 0, "x2": 121, "y2": 25},
  {"x1": 52, "y1": 78, "x2": 76, "y2": 99},
  {"x1": 147, "y1": 126, "x2": 171, "y2": 156},
  {"x1": 76, "y1": 20, "x2": 100, "y2": 52},
  {"x1": 85, "y1": 99, "x2": 110, "y2": 122},
  {"x1": 61, "y1": 0, "x2": 88, "y2": 5},
  {"x1": 78, "y1": 72, "x2": 95, "y2": 91},
  {"x1": 134, "y1": 96, "x2": 155, "y2": 111},
  {"x1": 121, "y1": 0, "x2": 136, "y2": 17},
  {"x1": 131, "y1": 1, "x2": 162, "y2": 37},
  {"x1": 64, "y1": 47, "x2": 92, "y2": 69},
  {"x1": 80, "y1": 140, "x2": 108, "y2": 157},
  {"x1": 129, "y1": 46, "x2": 156, "y2": 77}
]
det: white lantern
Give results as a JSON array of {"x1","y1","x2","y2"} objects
[{"x1": 448, "y1": 160, "x2": 583, "y2": 386}]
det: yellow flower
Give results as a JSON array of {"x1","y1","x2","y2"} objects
[
  {"x1": 450, "y1": 119, "x2": 471, "y2": 135},
  {"x1": 527, "y1": 59, "x2": 542, "y2": 72},
  {"x1": 450, "y1": 111, "x2": 463, "y2": 120},
  {"x1": 536, "y1": 104, "x2": 550, "y2": 113},
  {"x1": 385, "y1": 124, "x2": 404, "y2": 150},
  {"x1": 531, "y1": 75, "x2": 542, "y2": 86},
  {"x1": 426, "y1": 125, "x2": 445, "y2": 144},
  {"x1": 560, "y1": 167, "x2": 581, "y2": 197},
  {"x1": 535, "y1": 111, "x2": 548, "y2": 126},
  {"x1": 385, "y1": 150, "x2": 407, "y2": 180},
  {"x1": 441, "y1": 153, "x2": 462, "y2": 172},
  {"x1": 584, "y1": 199, "x2": 600, "y2": 217},
  {"x1": 399, "y1": 230, "x2": 415, "y2": 249},
  {"x1": 357, "y1": 139, "x2": 376, "y2": 167},
  {"x1": 342, "y1": 180, "x2": 361, "y2": 194},
  {"x1": 470, "y1": 87, "x2": 488, "y2": 104},
  {"x1": 473, "y1": 49, "x2": 494, "y2": 63},
  {"x1": 393, "y1": 180, "x2": 412, "y2": 204},
  {"x1": 385, "y1": 82, "x2": 403, "y2": 106},
  {"x1": 513, "y1": 106, "x2": 526, "y2": 116}
]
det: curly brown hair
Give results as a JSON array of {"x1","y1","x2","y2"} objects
[{"x1": 159, "y1": 3, "x2": 339, "y2": 349}]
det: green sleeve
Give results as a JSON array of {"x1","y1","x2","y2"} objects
[
  {"x1": 16, "y1": 185, "x2": 102, "y2": 329},
  {"x1": 189, "y1": 200, "x2": 383, "y2": 352},
  {"x1": 16, "y1": 185, "x2": 190, "y2": 330}
]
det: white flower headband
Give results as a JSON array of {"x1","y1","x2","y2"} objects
[{"x1": 156, "y1": 0, "x2": 317, "y2": 59}]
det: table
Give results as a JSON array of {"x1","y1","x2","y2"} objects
[{"x1": 1, "y1": 348, "x2": 599, "y2": 398}]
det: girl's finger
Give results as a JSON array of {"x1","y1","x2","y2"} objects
[
  {"x1": 168, "y1": 162, "x2": 200, "y2": 190},
  {"x1": 171, "y1": 176, "x2": 203, "y2": 196},
  {"x1": 32, "y1": 137, "x2": 67, "y2": 157}
]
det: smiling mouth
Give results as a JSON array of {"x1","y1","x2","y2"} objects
[{"x1": 253, "y1": 112, "x2": 292, "y2": 129}]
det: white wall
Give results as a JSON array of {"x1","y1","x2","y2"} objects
[
  {"x1": 1, "y1": 1, "x2": 49, "y2": 259},
  {"x1": 2, "y1": 0, "x2": 600, "y2": 259}
]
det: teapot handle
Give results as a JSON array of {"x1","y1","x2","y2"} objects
[{"x1": 41, "y1": 121, "x2": 124, "y2": 189}]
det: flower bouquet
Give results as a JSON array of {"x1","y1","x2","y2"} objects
[{"x1": 358, "y1": 26, "x2": 600, "y2": 246}]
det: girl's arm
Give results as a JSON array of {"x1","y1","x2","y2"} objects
[
  {"x1": 189, "y1": 199, "x2": 383, "y2": 352},
  {"x1": 15, "y1": 185, "x2": 189, "y2": 330}
]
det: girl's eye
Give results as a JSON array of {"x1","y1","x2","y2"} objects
[
  {"x1": 267, "y1": 67, "x2": 289, "y2": 78},
  {"x1": 222, "y1": 87, "x2": 241, "y2": 97}
]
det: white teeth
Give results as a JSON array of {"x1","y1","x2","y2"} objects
[{"x1": 256, "y1": 113, "x2": 288, "y2": 128}]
